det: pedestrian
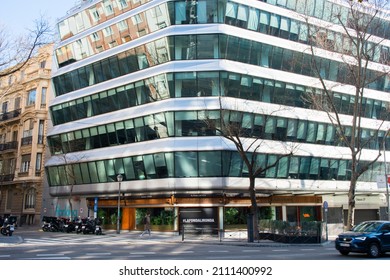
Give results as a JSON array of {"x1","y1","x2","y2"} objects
[{"x1": 140, "y1": 212, "x2": 151, "y2": 237}]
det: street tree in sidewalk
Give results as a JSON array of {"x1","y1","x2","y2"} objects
[
  {"x1": 303, "y1": 0, "x2": 390, "y2": 229},
  {"x1": 204, "y1": 97, "x2": 296, "y2": 240}
]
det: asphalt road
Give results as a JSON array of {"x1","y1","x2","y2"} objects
[{"x1": 1, "y1": 228, "x2": 387, "y2": 260}]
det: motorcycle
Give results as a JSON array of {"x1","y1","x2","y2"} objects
[
  {"x1": 41, "y1": 216, "x2": 58, "y2": 232},
  {"x1": 1, "y1": 216, "x2": 17, "y2": 236},
  {"x1": 63, "y1": 218, "x2": 76, "y2": 233},
  {"x1": 80, "y1": 217, "x2": 102, "y2": 235},
  {"x1": 74, "y1": 217, "x2": 86, "y2": 234},
  {"x1": 94, "y1": 218, "x2": 103, "y2": 235}
]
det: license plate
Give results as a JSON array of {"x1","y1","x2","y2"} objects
[
  {"x1": 340, "y1": 243, "x2": 350, "y2": 247},
  {"x1": 10, "y1": 226, "x2": 14, "y2": 231}
]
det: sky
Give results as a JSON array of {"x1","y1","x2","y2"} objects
[{"x1": 0, "y1": 0, "x2": 80, "y2": 37}]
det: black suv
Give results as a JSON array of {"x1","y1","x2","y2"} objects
[{"x1": 335, "y1": 220, "x2": 390, "y2": 258}]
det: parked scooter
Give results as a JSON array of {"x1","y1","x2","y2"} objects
[
  {"x1": 41, "y1": 216, "x2": 58, "y2": 232},
  {"x1": 63, "y1": 218, "x2": 76, "y2": 233},
  {"x1": 94, "y1": 218, "x2": 103, "y2": 235},
  {"x1": 81, "y1": 217, "x2": 96, "y2": 234},
  {"x1": 74, "y1": 217, "x2": 85, "y2": 234},
  {"x1": 79, "y1": 217, "x2": 103, "y2": 235},
  {"x1": 0, "y1": 216, "x2": 17, "y2": 236}
]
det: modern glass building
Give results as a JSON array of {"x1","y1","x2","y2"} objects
[{"x1": 45, "y1": 0, "x2": 390, "y2": 235}]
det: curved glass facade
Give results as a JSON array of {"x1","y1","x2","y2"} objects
[
  {"x1": 48, "y1": 108, "x2": 390, "y2": 155},
  {"x1": 46, "y1": 150, "x2": 384, "y2": 187},
  {"x1": 51, "y1": 71, "x2": 389, "y2": 126},
  {"x1": 57, "y1": 0, "x2": 390, "y2": 67},
  {"x1": 53, "y1": 33, "x2": 390, "y2": 97},
  {"x1": 47, "y1": 0, "x2": 390, "y2": 229}
]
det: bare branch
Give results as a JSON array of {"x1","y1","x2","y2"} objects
[{"x1": 0, "y1": 15, "x2": 52, "y2": 77}]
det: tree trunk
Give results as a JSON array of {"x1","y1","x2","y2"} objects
[
  {"x1": 249, "y1": 176, "x2": 259, "y2": 240},
  {"x1": 346, "y1": 174, "x2": 357, "y2": 230}
]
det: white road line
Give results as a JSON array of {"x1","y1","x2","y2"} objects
[
  {"x1": 26, "y1": 257, "x2": 71, "y2": 260},
  {"x1": 208, "y1": 250, "x2": 229, "y2": 253},
  {"x1": 130, "y1": 252, "x2": 156, "y2": 255},
  {"x1": 242, "y1": 249, "x2": 261, "y2": 252},
  {"x1": 300, "y1": 249, "x2": 316, "y2": 251},
  {"x1": 36, "y1": 253, "x2": 65, "y2": 257},
  {"x1": 272, "y1": 249, "x2": 289, "y2": 252},
  {"x1": 85, "y1": 252, "x2": 112, "y2": 256},
  {"x1": 0, "y1": 255, "x2": 11, "y2": 258},
  {"x1": 171, "y1": 251, "x2": 194, "y2": 254}
]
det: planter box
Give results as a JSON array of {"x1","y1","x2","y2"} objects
[{"x1": 259, "y1": 232, "x2": 321, "y2": 243}]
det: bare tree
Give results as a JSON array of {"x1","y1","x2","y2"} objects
[
  {"x1": 304, "y1": 0, "x2": 390, "y2": 229},
  {"x1": 0, "y1": 16, "x2": 51, "y2": 78},
  {"x1": 205, "y1": 97, "x2": 296, "y2": 240}
]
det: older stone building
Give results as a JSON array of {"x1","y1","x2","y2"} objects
[{"x1": 0, "y1": 44, "x2": 53, "y2": 226}]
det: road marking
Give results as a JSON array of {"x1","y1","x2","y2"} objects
[
  {"x1": 300, "y1": 249, "x2": 315, "y2": 251},
  {"x1": 171, "y1": 251, "x2": 194, "y2": 254},
  {"x1": 26, "y1": 257, "x2": 71, "y2": 260},
  {"x1": 208, "y1": 250, "x2": 229, "y2": 253},
  {"x1": 272, "y1": 249, "x2": 289, "y2": 252},
  {"x1": 85, "y1": 252, "x2": 112, "y2": 256},
  {"x1": 36, "y1": 253, "x2": 65, "y2": 257},
  {"x1": 0, "y1": 255, "x2": 11, "y2": 258},
  {"x1": 242, "y1": 249, "x2": 261, "y2": 252},
  {"x1": 130, "y1": 252, "x2": 156, "y2": 255}
]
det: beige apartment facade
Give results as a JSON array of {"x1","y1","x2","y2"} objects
[{"x1": 0, "y1": 44, "x2": 53, "y2": 226}]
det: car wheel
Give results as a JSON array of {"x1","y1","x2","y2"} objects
[
  {"x1": 339, "y1": 250, "x2": 349, "y2": 256},
  {"x1": 367, "y1": 243, "x2": 380, "y2": 258}
]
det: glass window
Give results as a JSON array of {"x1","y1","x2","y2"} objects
[
  {"x1": 199, "y1": 151, "x2": 221, "y2": 177},
  {"x1": 228, "y1": 152, "x2": 243, "y2": 177},
  {"x1": 154, "y1": 153, "x2": 168, "y2": 178},
  {"x1": 248, "y1": 8, "x2": 259, "y2": 31},
  {"x1": 175, "y1": 152, "x2": 197, "y2": 177},
  {"x1": 27, "y1": 89, "x2": 36, "y2": 106},
  {"x1": 277, "y1": 157, "x2": 288, "y2": 178},
  {"x1": 225, "y1": 2, "x2": 237, "y2": 19},
  {"x1": 123, "y1": 157, "x2": 136, "y2": 180},
  {"x1": 142, "y1": 155, "x2": 155, "y2": 178},
  {"x1": 266, "y1": 155, "x2": 277, "y2": 178}
]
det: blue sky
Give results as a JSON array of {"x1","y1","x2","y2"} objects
[{"x1": 0, "y1": 1, "x2": 78, "y2": 37}]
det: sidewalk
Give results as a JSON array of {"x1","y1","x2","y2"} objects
[{"x1": 0, "y1": 224, "x2": 335, "y2": 247}]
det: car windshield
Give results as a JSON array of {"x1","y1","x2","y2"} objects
[{"x1": 352, "y1": 222, "x2": 382, "y2": 233}]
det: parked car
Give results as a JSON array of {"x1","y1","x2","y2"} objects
[{"x1": 335, "y1": 220, "x2": 390, "y2": 258}]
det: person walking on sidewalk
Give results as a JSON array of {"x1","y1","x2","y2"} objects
[{"x1": 140, "y1": 212, "x2": 151, "y2": 237}]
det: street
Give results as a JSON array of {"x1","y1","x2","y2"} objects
[{"x1": 1, "y1": 228, "x2": 388, "y2": 260}]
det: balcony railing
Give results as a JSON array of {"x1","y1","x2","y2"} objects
[
  {"x1": 0, "y1": 141, "x2": 18, "y2": 152},
  {"x1": 21, "y1": 136, "x2": 33, "y2": 146},
  {"x1": 0, "y1": 174, "x2": 15, "y2": 182},
  {"x1": 0, "y1": 109, "x2": 21, "y2": 122}
]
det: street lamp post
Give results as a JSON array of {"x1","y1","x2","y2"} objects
[{"x1": 116, "y1": 174, "x2": 123, "y2": 234}]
